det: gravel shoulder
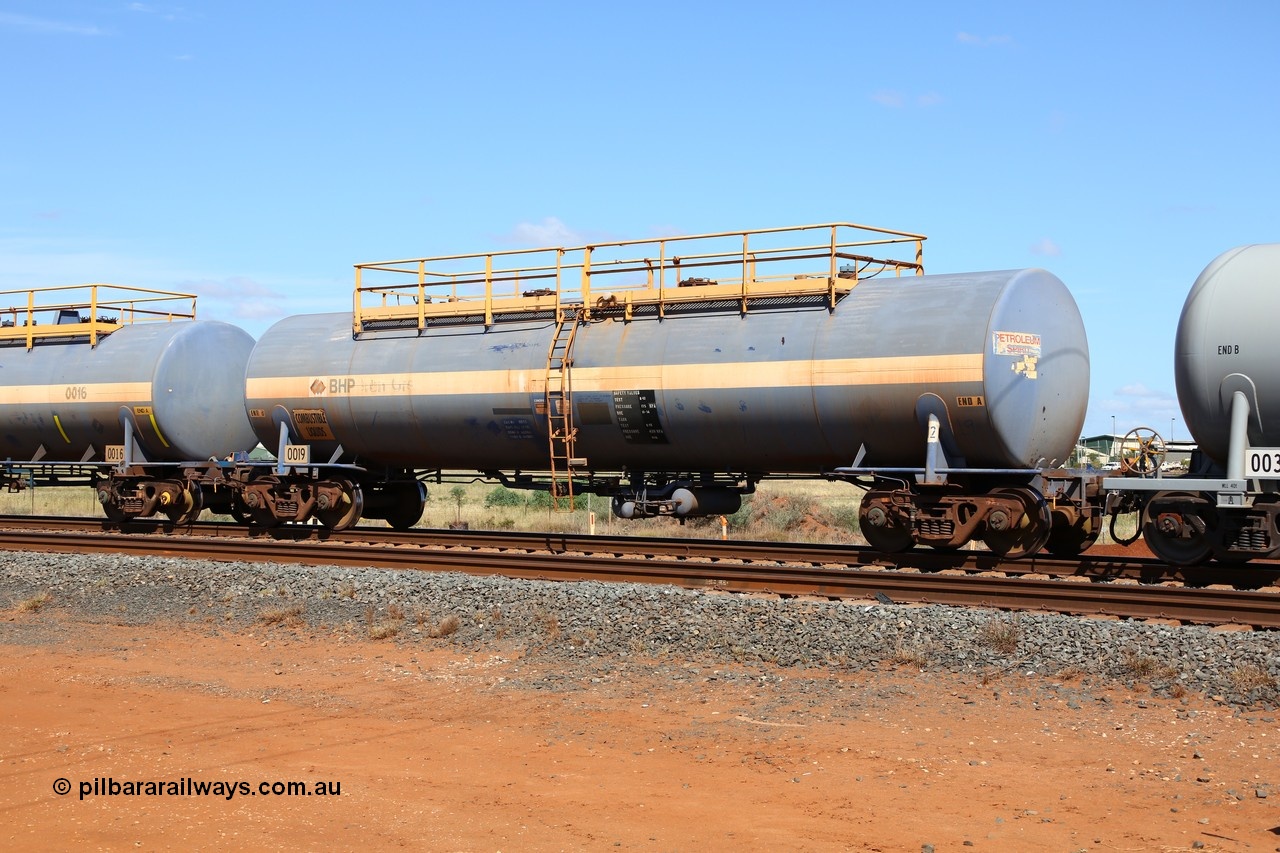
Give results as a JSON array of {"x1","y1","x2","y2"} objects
[{"x1": 3, "y1": 548, "x2": 1279, "y2": 851}]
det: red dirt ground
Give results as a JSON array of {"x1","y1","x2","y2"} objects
[{"x1": 2, "y1": 606, "x2": 1278, "y2": 852}]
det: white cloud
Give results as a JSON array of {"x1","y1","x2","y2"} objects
[
  {"x1": 0, "y1": 12, "x2": 105, "y2": 35},
  {"x1": 181, "y1": 276, "x2": 282, "y2": 300},
  {"x1": 871, "y1": 90, "x2": 941, "y2": 109},
  {"x1": 1030, "y1": 238, "x2": 1061, "y2": 257},
  {"x1": 957, "y1": 32, "x2": 1012, "y2": 47},
  {"x1": 871, "y1": 90, "x2": 904, "y2": 109},
  {"x1": 1115, "y1": 382, "x2": 1173, "y2": 403},
  {"x1": 0, "y1": 236, "x2": 337, "y2": 337},
  {"x1": 128, "y1": 3, "x2": 194, "y2": 22},
  {"x1": 504, "y1": 216, "x2": 585, "y2": 247}
]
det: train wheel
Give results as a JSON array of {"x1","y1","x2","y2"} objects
[
  {"x1": 163, "y1": 485, "x2": 203, "y2": 525},
  {"x1": 1141, "y1": 491, "x2": 1213, "y2": 565},
  {"x1": 981, "y1": 487, "x2": 1052, "y2": 559},
  {"x1": 1044, "y1": 511, "x2": 1100, "y2": 556},
  {"x1": 228, "y1": 499, "x2": 256, "y2": 526},
  {"x1": 384, "y1": 482, "x2": 427, "y2": 531},
  {"x1": 315, "y1": 483, "x2": 364, "y2": 531},
  {"x1": 97, "y1": 487, "x2": 128, "y2": 523},
  {"x1": 858, "y1": 504, "x2": 914, "y2": 553}
]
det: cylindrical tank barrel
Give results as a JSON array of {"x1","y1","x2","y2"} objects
[
  {"x1": 0, "y1": 321, "x2": 258, "y2": 463},
  {"x1": 244, "y1": 268, "x2": 1088, "y2": 474},
  {"x1": 1175, "y1": 244, "x2": 1280, "y2": 464}
]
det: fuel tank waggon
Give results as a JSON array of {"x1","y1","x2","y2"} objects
[
  {"x1": 243, "y1": 222, "x2": 1088, "y2": 551},
  {"x1": 0, "y1": 285, "x2": 257, "y2": 465},
  {"x1": 244, "y1": 267, "x2": 1088, "y2": 475}
]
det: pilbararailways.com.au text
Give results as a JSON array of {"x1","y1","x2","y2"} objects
[{"x1": 54, "y1": 777, "x2": 341, "y2": 801}]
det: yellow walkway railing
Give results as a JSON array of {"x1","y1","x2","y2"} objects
[
  {"x1": 352, "y1": 222, "x2": 926, "y2": 333},
  {"x1": 0, "y1": 284, "x2": 197, "y2": 349}
]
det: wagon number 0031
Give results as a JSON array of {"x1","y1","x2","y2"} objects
[{"x1": 1245, "y1": 448, "x2": 1280, "y2": 478}]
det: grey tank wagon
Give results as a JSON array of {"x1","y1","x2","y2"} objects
[{"x1": 241, "y1": 223, "x2": 1099, "y2": 557}]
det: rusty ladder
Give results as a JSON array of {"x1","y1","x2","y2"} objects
[{"x1": 546, "y1": 307, "x2": 585, "y2": 511}]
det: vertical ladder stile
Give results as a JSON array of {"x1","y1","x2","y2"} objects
[{"x1": 546, "y1": 308, "x2": 584, "y2": 511}]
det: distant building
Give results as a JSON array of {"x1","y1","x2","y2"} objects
[{"x1": 1075, "y1": 434, "x2": 1196, "y2": 469}]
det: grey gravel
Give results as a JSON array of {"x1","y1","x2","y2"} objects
[{"x1": 2, "y1": 548, "x2": 1279, "y2": 708}]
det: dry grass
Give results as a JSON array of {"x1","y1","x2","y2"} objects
[
  {"x1": 428, "y1": 614, "x2": 461, "y2": 638},
  {"x1": 1228, "y1": 663, "x2": 1277, "y2": 692},
  {"x1": 1054, "y1": 665, "x2": 1087, "y2": 681},
  {"x1": 888, "y1": 640, "x2": 930, "y2": 669},
  {"x1": 1119, "y1": 651, "x2": 1180, "y2": 681},
  {"x1": 363, "y1": 604, "x2": 402, "y2": 640},
  {"x1": 533, "y1": 607, "x2": 561, "y2": 641},
  {"x1": 15, "y1": 590, "x2": 52, "y2": 613},
  {"x1": 258, "y1": 603, "x2": 305, "y2": 627},
  {"x1": 0, "y1": 479, "x2": 869, "y2": 543},
  {"x1": 368, "y1": 622, "x2": 400, "y2": 641},
  {"x1": 978, "y1": 617, "x2": 1021, "y2": 654}
]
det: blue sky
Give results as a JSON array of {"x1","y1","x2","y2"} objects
[{"x1": 2, "y1": 1, "x2": 1277, "y2": 443}]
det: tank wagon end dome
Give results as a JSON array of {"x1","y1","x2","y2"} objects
[
  {"x1": 980, "y1": 267, "x2": 1089, "y2": 467},
  {"x1": 150, "y1": 320, "x2": 258, "y2": 460},
  {"x1": 1175, "y1": 243, "x2": 1280, "y2": 463}
]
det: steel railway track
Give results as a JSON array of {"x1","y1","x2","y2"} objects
[{"x1": 1, "y1": 516, "x2": 1278, "y2": 628}]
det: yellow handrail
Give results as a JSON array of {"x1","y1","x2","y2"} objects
[
  {"x1": 352, "y1": 222, "x2": 926, "y2": 331},
  {"x1": 0, "y1": 283, "x2": 198, "y2": 349}
]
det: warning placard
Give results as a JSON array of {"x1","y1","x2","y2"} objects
[
  {"x1": 992, "y1": 331, "x2": 1041, "y2": 357},
  {"x1": 292, "y1": 408, "x2": 336, "y2": 441}
]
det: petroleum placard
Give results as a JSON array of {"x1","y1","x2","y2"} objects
[{"x1": 992, "y1": 331, "x2": 1042, "y2": 357}]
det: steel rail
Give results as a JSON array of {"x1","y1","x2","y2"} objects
[
  {"x1": 0, "y1": 522, "x2": 1278, "y2": 628},
  {"x1": 2, "y1": 515, "x2": 1279, "y2": 589}
]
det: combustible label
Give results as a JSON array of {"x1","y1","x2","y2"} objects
[
  {"x1": 992, "y1": 331, "x2": 1041, "y2": 357},
  {"x1": 956, "y1": 395, "x2": 986, "y2": 407},
  {"x1": 292, "y1": 408, "x2": 336, "y2": 441}
]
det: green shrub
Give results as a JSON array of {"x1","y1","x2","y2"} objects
[{"x1": 484, "y1": 486, "x2": 525, "y2": 508}]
